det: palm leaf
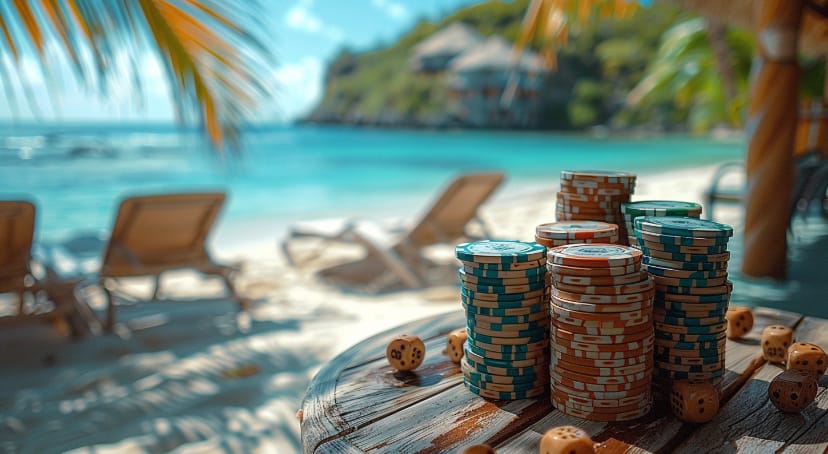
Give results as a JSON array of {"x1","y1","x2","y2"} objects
[{"x1": 0, "y1": 0, "x2": 272, "y2": 154}]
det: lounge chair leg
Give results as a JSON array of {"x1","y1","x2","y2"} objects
[
  {"x1": 151, "y1": 274, "x2": 162, "y2": 300},
  {"x1": 219, "y1": 272, "x2": 248, "y2": 310},
  {"x1": 102, "y1": 283, "x2": 116, "y2": 333},
  {"x1": 16, "y1": 291, "x2": 25, "y2": 315}
]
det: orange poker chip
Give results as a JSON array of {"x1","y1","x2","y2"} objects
[
  {"x1": 549, "y1": 263, "x2": 640, "y2": 277},
  {"x1": 553, "y1": 331, "x2": 654, "y2": 353},
  {"x1": 551, "y1": 324, "x2": 652, "y2": 345},
  {"x1": 560, "y1": 170, "x2": 637, "y2": 183},
  {"x1": 551, "y1": 319, "x2": 649, "y2": 336},
  {"x1": 534, "y1": 236, "x2": 620, "y2": 248},
  {"x1": 552, "y1": 294, "x2": 653, "y2": 313},
  {"x1": 553, "y1": 403, "x2": 651, "y2": 422},
  {"x1": 550, "y1": 341, "x2": 651, "y2": 362},
  {"x1": 553, "y1": 277, "x2": 653, "y2": 295},
  {"x1": 552, "y1": 288, "x2": 653, "y2": 304},
  {"x1": 555, "y1": 212, "x2": 621, "y2": 223},
  {"x1": 550, "y1": 302, "x2": 651, "y2": 324},
  {"x1": 561, "y1": 178, "x2": 635, "y2": 190},
  {"x1": 551, "y1": 388, "x2": 650, "y2": 410},
  {"x1": 549, "y1": 244, "x2": 643, "y2": 268},
  {"x1": 553, "y1": 270, "x2": 649, "y2": 286},
  {"x1": 552, "y1": 350, "x2": 650, "y2": 368},
  {"x1": 550, "y1": 313, "x2": 651, "y2": 333},
  {"x1": 550, "y1": 365, "x2": 648, "y2": 385},
  {"x1": 551, "y1": 355, "x2": 652, "y2": 378},
  {"x1": 549, "y1": 368, "x2": 650, "y2": 390},
  {"x1": 551, "y1": 394, "x2": 650, "y2": 416},
  {"x1": 552, "y1": 378, "x2": 650, "y2": 401}
]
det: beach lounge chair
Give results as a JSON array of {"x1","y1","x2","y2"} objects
[
  {"x1": 284, "y1": 172, "x2": 505, "y2": 292},
  {"x1": 0, "y1": 201, "x2": 93, "y2": 338},
  {"x1": 99, "y1": 192, "x2": 244, "y2": 331}
]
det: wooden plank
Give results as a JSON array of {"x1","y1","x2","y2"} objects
[
  {"x1": 493, "y1": 307, "x2": 803, "y2": 454},
  {"x1": 300, "y1": 310, "x2": 465, "y2": 453},
  {"x1": 674, "y1": 316, "x2": 828, "y2": 453}
]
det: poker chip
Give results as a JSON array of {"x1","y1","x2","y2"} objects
[
  {"x1": 556, "y1": 170, "x2": 636, "y2": 246},
  {"x1": 621, "y1": 201, "x2": 702, "y2": 248},
  {"x1": 548, "y1": 244, "x2": 643, "y2": 268},
  {"x1": 536, "y1": 221, "x2": 619, "y2": 240},
  {"x1": 535, "y1": 235, "x2": 620, "y2": 248},
  {"x1": 634, "y1": 216, "x2": 734, "y2": 239},
  {"x1": 553, "y1": 270, "x2": 650, "y2": 286},
  {"x1": 549, "y1": 263, "x2": 640, "y2": 277},
  {"x1": 457, "y1": 239, "x2": 551, "y2": 401},
  {"x1": 637, "y1": 240, "x2": 728, "y2": 255}
]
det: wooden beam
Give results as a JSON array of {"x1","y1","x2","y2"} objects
[{"x1": 742, "y1": 0, "x2": 804, "y2": 278}]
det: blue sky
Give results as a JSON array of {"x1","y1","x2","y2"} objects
[{"x1": 0, "y1": 0, "x2": 483, "y2": 123}]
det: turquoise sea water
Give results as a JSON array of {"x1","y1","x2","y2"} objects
[{"x1": 0, "y1": 123, "x2": 744, "y2": 243}]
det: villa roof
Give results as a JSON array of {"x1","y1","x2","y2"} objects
[
  {"x1": 449, "y1": 36, "x2": 547, "y2": 73},
  {"x1": 412, "y1": 23, "x2": 484, "y2": 59}
]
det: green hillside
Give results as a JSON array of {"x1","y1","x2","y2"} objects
[{"x1": 302, "y1": 1, "x2": 746, "y2": 131}]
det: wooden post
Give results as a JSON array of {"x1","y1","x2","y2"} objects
[{"x1": 742, "y1": 0, "x2": 804, "y2": 279}]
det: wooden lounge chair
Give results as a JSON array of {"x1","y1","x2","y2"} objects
[
  {"x1": 99, "y1": 192, "x2": 244, "y2": 331},
  {"x1": 0, "y1": 201, "x2": 93, "y2": 338},
  {"x1": 284, "y1": 172, "x2": 505, "y2": 292}
]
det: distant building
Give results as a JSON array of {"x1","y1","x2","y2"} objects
[
  {"x1": 447, "y1": 36, "x2": 549, "y2": 128},
  {"x1": 410, "y1": 23, "x2": 483, "y2": 73}
]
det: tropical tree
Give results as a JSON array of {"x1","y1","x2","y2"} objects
[{"x1": 0, "y1": 0, "x2": 273, "y2": 153}]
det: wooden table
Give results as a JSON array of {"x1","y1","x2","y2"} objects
[{"x1": 300, "y1": 308, "x2": 828, "y2": 453}]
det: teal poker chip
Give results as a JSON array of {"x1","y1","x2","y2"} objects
[
  {"x1": 464, "y1": 379, "x2": 546, "y2": 400},
  {"x1": 638, "y1": 241, "x2": 728, "y2": 255},
  {"x1": 462, "y1": 302, "x2": 546, "y2": 317},
  {"x1": 462, "y1": 358, "x2": 547, "y2": 382},
  {"x1": 461, "y1": 295, "x2": 547, "y2": 310},
  {"x1": 655, "y1": 291, "x2": 730, "y2": 303},
  {"x1": 468, "y1": 310, "x2": 548, "y2": 325},
  {"x1": 461, "y1": 265, "x2": 547, "y2": 279},
  {"x1": 639, "y1": 247, "x2": 731, "y2": 263},
  {"x1": 621, "y1": 201, "x2": 702, "y2": 217},
  {"x1": 464, "y1": 374, "x2": 545, "y2": 393},
  {"x1": 643, "y1": 264, "x2": 728, "y2": 279},
  {"x1": 650, "y1": 276, "x2": 728, "y2": 288},
  {"x1": 465, "y1": 341, "x2": 547, "y2": 361},
  {"x1": 463, "y1": 259, "x2": 548, "y2": 271},
  {"x1": 655, "y1": 321, "x2": 727, "y2": 335},
  {"x1": 467, "y1": 326, "x2": 548, "y2": 344},
  {"x1": 463, "y1": 356, "x2": 546, "y2": 377},
  {"x1": 654, "y1": 300, "x2": 730, "y2": 314},
  {"x1": 461, "y1": 288, "x2": 546, "y2": 302},
  {"x1": 655, "y1": 330, "x2": 726, "y2": 342},
  {"x1": 461, "y1": 279, "x2": 548, "y2": 294},
  {"x1": 466, "y1": 317, "x2": 549, "y2": 333},
  {"x1": 653, "y1": 353, "x2": 723, "y2": 366},
  {"x1": 653, "y1": 307, "x2": 728, "y2": 319},
  {"x1": 635, "y1": 216, "x2": 733, "y2": 238},
  {"x1": 459, "y1": 269, "x2": 547, "y2": 286},
  {"x1": 652, "y1": 313, "x2": 725, "y2": 327},
  {"x1": 466, "y1": 336, "x2": 549, "y2": 353},
  {"x1": 463, "y1": 345, "x2": 544, "y2": 369},
  {"x1": 635, "y1": 229, "x2": 731, "y2": 246},
  {"x1": 644, "y1": 257, "x2": 728, "y2": 271},
  {"x1": 456, "y1": 240, "x2": 547, "y2": 264},
  {"x1": 656, "y1": 285, "x2": 731, "y2": 296},
  {"x1": 654, "y1": 339, "x2": 725, "y2": 351},
  {"x1": 653, "y1": 368, "x2": 724, "y2": 380}
]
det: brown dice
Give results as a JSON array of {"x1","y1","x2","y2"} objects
[
  {"x1": 446, "y1": 328, "x2": 467, "y2": 363},
  {"x1": 386, "y1": 334, "x2": 426, "y2": 372},
  {"x1": 787, "y1": 342, "x2": 828, "y2": 378},
  {"x1": 761, "y1": 325, "x2": 794, "y2": 364},
  {"x1": 768, "y1": 369, "x2": 818, "y2": 413},
  {"x1": 539, "y1": 426, "x2": 595, "y2": 454},
  {"x1": 725, "y1": 306, "x2": 754, "y2": 339},
  {"x1": 669, "y1": 381, "x2": 720, "y2": 423},
  {"x1": 459, "y1": 445, "x2": 496, "y2": 454}
]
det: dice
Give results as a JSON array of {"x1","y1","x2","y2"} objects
[
  {"x1": 539, "y1": 426, "x2": 595, "y2": 454},
  {"x1": 761, "y1": 325, "x2": 794, "y2": 364},
  {"x1": 787, "y1": 342, "x2": 828, "y2": 378},
  {"x1": 459, "y1": 445, "x2": 496, "y2": 454},
  {"x1": 446, "y1": 328, "x2": 467, "y2": 363},
  {"x1": 669, "y1": 381, "x2": 720, "y2": 423},
  {"x1": 386, "y1": 334, "x2": 426, "y2": 372},
  {"x1": 725, "y1": 306, "x2": 754, "y2": 339},
  {"x1": 768, "y1": 369, "x2": 818, "y2": 413}
]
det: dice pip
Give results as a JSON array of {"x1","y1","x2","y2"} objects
[
  {"x1": 725, "y1": 306, "x2": 754, "y2": 339},
  {"x1": 768, "y1": 369, "x2": 818, "y2": 413},
  {"x1": 446, "y1": 328, "x2": 467, "y2": 363},
  {"x1": 787, "y1": 342, "x2": 828, "y2": 378},
  {"x1": 670, "y1": 381, "x2": 720, "y2": 423},
  {"x1": 539, "y1": 426, "x2": 594, "y2": 454},
  {"x1": 761, "y1": 325, "x2": 794, "y2": 364},
  {"x1": 386, "y1": 334, "x2": 426, "y2": 372}
]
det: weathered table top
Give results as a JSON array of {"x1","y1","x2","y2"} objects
[{"x1": 300, "y1": 307, "x2": 828, "y2": 453}]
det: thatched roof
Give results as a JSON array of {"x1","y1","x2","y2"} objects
[
  {"x1": 412, "y1": 23, "x2": 484, "y2": 59},
  {"x1": 450, "y1": 36, "x2": 547, "y2": 73},
  {"x1": 674, "y1": 0, "x2": 828, "y2": 58}
]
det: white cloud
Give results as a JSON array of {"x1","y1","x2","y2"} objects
[
  {"x1": 284, "y1": 0, "x2": 344, "y2": 42},
  {"x1": 271, "y1": 57, "x2": 323, "y2": 121},
  {"x1": 371, "y1": 0, "x2": 408, "y2": 20}
]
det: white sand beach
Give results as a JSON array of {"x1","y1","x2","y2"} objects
[{"x1": 0, "y1": 164, "x2": 760, "y2": 453}]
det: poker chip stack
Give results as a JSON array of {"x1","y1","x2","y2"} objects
[
  {"x1": 632, "y1": 216, "x2": 734, "y2": 392},
  {"x1": 556, "y1": 170, "x2": 637, "y2": 245},
  {"x1": 456, "y1": 240, "x2": 551, "y2": 400},
  {"x1": 534, "y1": 221, "x2": 620, "y2": 249},
  {"x1": 621, "y1": 201, "x2": 703, "y2": 247},
  {"x1": 546, "y1": 243, "x2": 655, "y2": 422}
]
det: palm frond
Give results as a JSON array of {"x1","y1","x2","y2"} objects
[{"x1": 0, "y1": 0, "x2": 273, "y2": 153}]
